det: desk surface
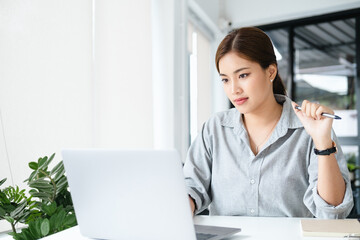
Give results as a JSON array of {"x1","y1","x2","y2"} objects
[{"x1": 0, "y1": 216, "x2": 349, "y2": 240}]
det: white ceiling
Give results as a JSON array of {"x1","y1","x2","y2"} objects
[{"x1": 194, "y1": 0, "x2": 360, "y2": 29}]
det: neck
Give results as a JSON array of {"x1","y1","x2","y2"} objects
[{"x1": 243, "y1": 96, "x2": 282, "y2": 128}]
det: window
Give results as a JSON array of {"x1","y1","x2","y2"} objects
[
  {"x1": 259, "y1": 8, "x2": 360, "y2": 217},
  {"x1": 293, "y1": 19, "x2": 356, "y2": 137},
  {"x1": 188, "y1": 22, "x2": 212, "y2": 143},
  {"x1": 267, "y1": 29, "x2": 290, "y2": 91}
]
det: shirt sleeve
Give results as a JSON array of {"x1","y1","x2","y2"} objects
[
  {"x1": 303, "y1": 131, "x2": 354, "y2": 219},
  {"x1": 183, "y1": 122, "x2": 213, "y2": 215}
]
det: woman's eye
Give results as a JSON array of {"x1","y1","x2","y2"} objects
[
  {"x1": 239, "y1": 73, "x2": 248, "y2": 79},
  {"x1": 221, "y1": 78, "x2": 228, "y2": 83}
]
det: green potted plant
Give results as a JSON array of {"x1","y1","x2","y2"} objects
[
  {"x1": 346, "y1": 153, "x2": 359, "y2": 182},
  {"x1": 0, "y1": 153, "x2": 77, "y2": 240},
  {"x1": 0, "y1": 179, "x2": 38, "y2": 234}
]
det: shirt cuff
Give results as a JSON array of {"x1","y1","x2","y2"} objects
[
  {"x1": 312, "y1": 183, "x2": 354, "y2": 219},
  {"x1": 187, "y1": 187, "x2": 207, "y2": 215}
]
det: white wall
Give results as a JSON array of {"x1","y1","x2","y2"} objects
[
  {"x1": 152, "y1": 0, "x2": 175, "y2": 149},
  {"x1": 0, "y1": 0, "x2": 153, "y2": 233},
  {"x1": 0, "y1": 0, "x2": 93, "y2": 191},
  {"x1": 0, "y1": 0, "x2": 93, "y2": 232},
  {"x1": 196, "y1": 31, "x2": 212, "y2": 130},
  {"x1": 188, "y1": 0, "x2": 229, "y2": 114},
  {"x1": 225, "y1": 0, "x2": 360, "y2": 27},
  {"x1": 193, "y1": 0, "x2": 220, "y2": 26},
  {"x1": 94, "y1": 0, "x2": 153, "y2": 148}
]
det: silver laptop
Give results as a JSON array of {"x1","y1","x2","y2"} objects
[{"x1": 62, "y1": 149, "x2": 241, "y2": 240}]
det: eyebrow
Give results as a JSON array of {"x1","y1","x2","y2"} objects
[{"x1": 219, "y1": 67, "x2": 250, "y2": 77}]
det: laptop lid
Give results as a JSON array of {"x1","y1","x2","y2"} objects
[{"x1": 62, "y1": 149, "x2": 196, "y2": 240}]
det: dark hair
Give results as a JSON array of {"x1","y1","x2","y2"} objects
[{"x1": 215, "y1": 27, "x2": 287, "y2": 96}]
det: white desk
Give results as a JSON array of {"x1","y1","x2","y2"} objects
[{"x1": 0, "y1": 216, "x2": 351, "y2": 240}]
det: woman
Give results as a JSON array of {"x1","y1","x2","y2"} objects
[{"x1": 183, "y1": 27, "x2": 353, "y2": 218}]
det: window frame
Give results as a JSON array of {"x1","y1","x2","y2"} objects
[{"x1": 257, "y1": 8, "x2": 360, "y2": 217}]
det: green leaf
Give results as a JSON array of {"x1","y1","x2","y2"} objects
[
  {"x1": 4, "y1": 215, "x2": 14, "y2": 224},
  {"x1": 49, "y1": 214, "x2": 57, "y2": 232},
  {"x1": 54, "y1": 165, "x2": 65, "y2": 182},
  {"x1": 38, "y1": 157, "x2": 47, "y2": 168},
  {"x1": 50, "y1": 161, "x2": 63, "y2": 176},
  {"x1": 29, "y1": 178, "x2": 49, "y2": 185},
  {"x1": 10, "y1": 200, "x2": 27, "y2": 218},
  {"x1": 40, "y1": 218, "x2": 50, "y2": 236},
  {"x1": 0, "y1": 178, "x2": 6, "y2": 186},
  {"x1": 63, "y1": 214, "x2": 77, "y2": 226},
  {"x1": 3, "y1": 186, "x2": 23, "y2": 203},
  {"x1": 2, "y1": 204, "x2": 15, "y2": 212},
  {"x1": 16, "y1": 211, "x2": 31, "y2": 224},
  {"x1": 56, "y1": 176, "x2": 68, "y2": 191},
  {"x1": 15, "y1": 189, "x2": 26, "y2": 202},
  {"x1": 7, "y1": 232, "x2": 18, "y2": 239},
  {"x1": 36, "y1": 218, "x2": 43, "y2": 237},
  {"x1": 28, "y1": 162, "x2": 38, "y2": 170},
  {"x1": 0, "y1": 192, "x2": 10, "y2": 204},
  {"x1": 23, "y1": 226, "x2": 36, "y2": 240},
  {"x1": 54, "y1": 209, "x2": 66, "y2": 230},
  {"x1": 42, "y1": 202, "x2": 57, "y2": 216},
  {"x1": 28, "y1": 202, "x2": 38, "y2": 210},
  {"x1": 38, "y1": 189, "x2": 54, "y2": 196},
  {"x1": 28, "y1": 189, "x2": 38, "y2": 195},
  {"x1": 24, "y1": 211, "x2": 41, "y2": 224},
  {"x1": 31, "y1": 192, "x2": 52, "y2": 201},
  {"x1": 36, "y1": 172, "x2": 46, "y2": 179},
  {"x1": 40, "y1": 155, "x2": 53, "y2": 170},
  {"x1": 48, "y1": 153, "x2": 56, "y2": 164},
  {"x1": 0, "y1": 206, "x2": 6, "y2": 217},
  {"x1": 38, "y1": 156, "x2": 47, "y2": 165},
  {"x1": 24, "y1": 171, "x2": 37, "y2": 183},
  {"x1": 28, "y1": 220, "x2": 39, "y2": 239},
  {"x1": 29, "y1": 181, "x2": 53, "y2": 190}
]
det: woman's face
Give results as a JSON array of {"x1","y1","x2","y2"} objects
[{"x1": 218, "y1": 51, "x2": 276, "y2": 114}]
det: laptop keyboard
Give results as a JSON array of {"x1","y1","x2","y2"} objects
[{"x1": 196, "y1": 233, "x2": 218, "y2": 240}]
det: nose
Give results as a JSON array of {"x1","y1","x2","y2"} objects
[{"x1": 231, "y1": 79, "x2": 242, "y2": 95}]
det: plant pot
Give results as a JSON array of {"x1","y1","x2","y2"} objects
[{"x1": 349, "y1": 171, "x2": 355, "y2": 181}]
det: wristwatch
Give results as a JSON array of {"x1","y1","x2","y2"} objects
[{"x1": 314, "y1": 141, "x2": 337, "y2": 155}]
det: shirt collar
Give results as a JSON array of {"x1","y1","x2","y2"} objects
[{"x1": 220, "y1": 94, "x2": 303, "y2": 133}]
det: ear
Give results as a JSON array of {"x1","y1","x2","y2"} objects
[{"x1": 267, "y1": 64, "x2": 277, "y2": 81}]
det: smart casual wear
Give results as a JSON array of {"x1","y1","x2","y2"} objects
[{"x1": 183, "y1": 95, "x2": 353, "y2": 218}]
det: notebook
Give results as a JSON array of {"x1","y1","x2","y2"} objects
[
  {"x1": 301, "y1": 219, "x2": 360, "y2": 237},
  {"x1": 62, "y1": 149, "x2": 241, "y2": 240}
]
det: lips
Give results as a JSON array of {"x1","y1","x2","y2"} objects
[{"x1": 233, "y1": 97, "x2": 248, "y2": 105}]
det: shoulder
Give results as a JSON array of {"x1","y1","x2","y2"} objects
[
  {"x1": 204, "y1": 108, "x2": 239, "y2": 129},
  {"x1": 198, "y1": 108, "x2": 239, "y2": 142}
]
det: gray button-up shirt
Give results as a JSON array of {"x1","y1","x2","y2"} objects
[{"x1": 184, "y1": 95, "x2": 353, "y2": 218}]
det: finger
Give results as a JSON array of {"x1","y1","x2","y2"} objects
[
  {"x1": 300, "y1": 100, "x2": 306, "y2": 116},
  {"x1": 291, "y1": 101, "x2": 300, "y2": 111},
  {"x1": 310, "y1": 103, "x2": 319, "y2": 120},
  {"x1": 301, "y1": 100, "x2": 311, "y2": 118},
  {"x1": 291, "y1": 101, "x2": 305, "y2": 120},
  {"x1": 315, "y1": 106, "x2": 323, "y2": 120},
  {"x1": 300, "y1": 100, "x2": 307, "y2": 114}
]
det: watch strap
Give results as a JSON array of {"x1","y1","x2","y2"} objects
[{"x1": 314, "y1": 141, "x2": 337, "y2": 155}]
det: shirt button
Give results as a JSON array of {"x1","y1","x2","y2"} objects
[
  {"x1": 250, "y1": 209, "x2": 255, "y2": 214},
  {"x1": 250, "y1": 179, "x2": 255, "y2": 184}
]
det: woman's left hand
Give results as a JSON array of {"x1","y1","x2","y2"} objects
[{"x1": 291, "y1": 100, "x2": 334, "y2": 149}]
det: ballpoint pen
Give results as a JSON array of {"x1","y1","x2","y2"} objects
[{"x1": 295, "y1": 106, "x2": 342, "y2": 120}]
